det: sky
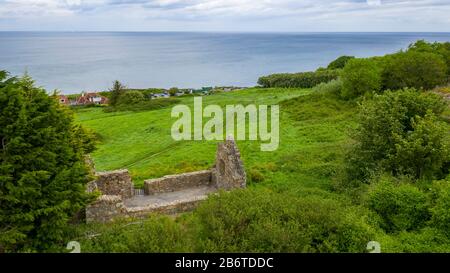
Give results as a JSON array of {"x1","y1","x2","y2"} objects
[{"x1": 0, "y1": 0, "x2": 450, "y2": 32}]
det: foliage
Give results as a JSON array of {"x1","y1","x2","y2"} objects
[
  {"x1": 117, "y1": 91, "x2": 145, "y2": 105},
  {"x1": 312, "y1": 78, "x2": 343, "y2": 96},
  {"x1": 327, "y1": 56, "x2": 355, "y2": 70},
  {"x1": 76, "y1": 216, "x2": 194, "y2": 253},
  {"x1": 408, "y1": 40, "x2": 450, "y2": 76},
  {"x1": 346, "y1": 89, "x2": 449, "y2": 182},
  {"x1": 429, "y1": 180, "x2": 450, "y2": 234},
  {"x1": 257, "y1": 69, "x2": 339, "y2": 88},
  {"x1": 104, "y1": 98, "x2": 180, "y2": 113},
  {"x1": 109, "y1": 80, "x2": 126, "y2": 106},
  {"x1": 194, "y1": 189, "x2": 379, "y2": 253},
  {"x1": 169, "y1": 87, "x2": 180, "y2": 96},
  {"x1": 367, "y1": 178, "x2": 430, "y2": 233},
  {"x1": 340, "y1": 58, "x2": 382, "y2": 99},
  {"x1": 381, "y1": 51, "x2": 447, "y2": 91},
  {"x1": 0, "y1": 72, "x2": 95, "y2": 252}
]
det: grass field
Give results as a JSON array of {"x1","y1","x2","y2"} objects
[
  {"x1": 75, "y1": 88, "x2": 355, "y2": 198},
  {"x1": 72, "y1": 87, "x2": 450, "y2": 253}
]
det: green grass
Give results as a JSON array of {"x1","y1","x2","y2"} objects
[
  {"x1": 72, "y1": 87, "x2": 450, "y2": 253},
  {"x1": 75, "y1": 87, "x2": 353, "y2": 192}
]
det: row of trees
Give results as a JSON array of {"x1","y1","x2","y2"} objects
[{"x1": 257, "y1": 69, "x2": 340, "y2": 88}]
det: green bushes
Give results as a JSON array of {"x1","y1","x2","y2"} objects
[
  {"x1": 104, "y1": 98, "x2": 180, "y2": 112},
  {"x1": 338, "y1": 41, "x2": 450, "y2": 100},
  {"x1": 194, "y1": 189, "x2": 378, "y2": 253},
  {"x1": 382, "y1": 51, "x2": 447, "y2": 91},
  {"x1": 327, "y1": 56, "x2": 355, "y2": 70},
  {"x1": 340, "y1": 58, "x2": 382, "y2": 99},
  {"x1": 346, "y1": 89, "x2": 449, "y2": 182},
  {"x1": 312, "y1": 78, "x2": 343, "y2": 96},
  {"x1": 367, "y1": 178, "x2": 430, "y2": 232},
  {"x1": 257, "y1": 69, "x2": 339, "y2": 88},
  {"x1": 77, "y1": 216, "x2": 194, "y2": 253},
  {"x1": 429, "y1": 180, "x2": 450, "y2": 233},
  {"x1": 0, "y1": 72, "x2": 95, "y2": 252},
  {"x1": 117, "y1": 90, "x2": 144, "y2": 105}
]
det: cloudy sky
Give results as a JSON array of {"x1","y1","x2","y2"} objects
[{"x1": 0, "y1": 0, "x2": 449, "y2": 32}]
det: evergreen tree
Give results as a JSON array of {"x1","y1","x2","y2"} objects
[
  {"x1": 109, "y1": 80, "x2": 126, "y2": 106},
  {"x1": 0, "y1": 71, "x2": 95, "y2": 252}
]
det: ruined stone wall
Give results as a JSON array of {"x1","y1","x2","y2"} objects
[
  {"x1": 212, "y1": 138, "x2": 247, "y2": 190},
  {"x1": 85, "y1": 195, "x2": 127, "y2": 223},
  {"x1": 144, "y1": 170, "x2": 212, "y2": 195},
  {"x1": 91, "y1": 170, "x2": 134, "y2": 199},
  {"x1": 86, "y1": 139, "x2": 246, "y2": 223}
]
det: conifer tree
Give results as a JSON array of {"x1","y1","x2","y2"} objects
[{"x1": 0, "y1": 71, "x2": 95, "y2": 252}]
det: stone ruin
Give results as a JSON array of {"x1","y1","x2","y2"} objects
[{"x1": 86, "y1": 138, "x2": 246, "y2": 223}]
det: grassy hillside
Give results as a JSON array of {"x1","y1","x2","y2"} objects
[
  {"x1": 75, "y1": 87, "x2": 355, "y2": 195},
  {"x1": 73, "y1": 87, "x2": 450, "y2": 253}
]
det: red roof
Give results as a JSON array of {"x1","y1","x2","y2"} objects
[
  {"x1": 58, "y1": 95, "x2": 70, "y2": 105},
  {"x1": 76, "y1": 92, "x2": 109, "y2": 105}
]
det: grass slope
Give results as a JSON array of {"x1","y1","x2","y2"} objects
[{"x1": 76, "y1": 87, "x2": 355, "y2": 195}]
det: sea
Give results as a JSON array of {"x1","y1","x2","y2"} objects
[{"x1": 1, "y1": 32, "x2": 450, "y2": 94}]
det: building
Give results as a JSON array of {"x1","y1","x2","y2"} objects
[
  {"x1": 151, "y1": 92, "x2": 170, "y2": 99},
  {"x1": 57, "y1": 95, "x2": 70, "y2": 105},
  {"x1": 75, "y1": 92, "x2": 109, "y2": 105}
]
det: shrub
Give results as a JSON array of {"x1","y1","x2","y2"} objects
[
  {"x1": 312, "y1": 78, "x2": 343, "y2": 96},
  {"x1": 104, "y1": 98, "x2": 181, "y2": 113},
  {"x1": 340, "y1": 58, "x2": 382, "y2": 99},
  {"x1": 76, "y1": 216, "x2": 194, "y2": 253},
  {"x1": 346, "y1": 89, "x2": 449, "y2": 182},
  {"x1": 367, "y1": 178, "x2": 430, "y2": 233},
  {"x1": 248, "y1": 168, "x2": 265, "y2": 183},
  {"x1": 118, "y1": 90, "x2": 145, "y2": 105},
  {"x1": 408, "y1": 40, "x2": 450, "y2": 77},
  {"x1": 194, "y1": 189, "x2": 379, "y2": 253},
  {"x1": 257, "y1": 69, "x2": 339, "y2": 88},
  {"x1": 381, "y1": 228, "x2": 450, "y2": 253},
  {"x1": 391, "y1": 113, "x2": 450, "y2": 179},
  {"x1": 382, "y1": 51, "x2": 447, "y2": 91},
  {"x1": 327, "y1": 56, "x2": 355, "y2": 70},
  {"x1": 0, "y1": 72, "x2": 95, "y2": 252},
  {"x1": 429, "y1": 180, "x2": 450, "y2": 234}
]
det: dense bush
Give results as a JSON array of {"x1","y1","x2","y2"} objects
[
  {"x1": 312, "y1": 78, "x2": 343, "y2": 96},
  {"x1": 346, "y1": 89, "x2": 449, "y2": 182},
  {"x1": 408, "y1": 40, "x2": 450, "y2": 77},
  {"x1": 327, "y1": 56, "x2": 355, "y2": 70},
  {"x1": 367, "y1": 178, "x2": 430, "y2": 233},
  {"x1": 117, "y1": 90, "x2": 145, "y2": 105},
  {"x1": 429, "y1": 180, "x2": 450, "y2": 234},
  {"x1": 382, "y1": 51, "x2": 447, "y2": 91},
  {"x1": 257, "y1": 69, "x2": 339, "y2": 88},
  {"x1": 76, "y1": 216, "x2": 194, "y2": 253},
  {"x1": 381, "y1": 228, "x2": 450, "y2": 253},
  {"x1": 104, "y1": 98, "x2": 180, "y2": 113},
  {"x1": 194, "y1": 189, "x2": 379, "y2": 253},
  {"x1": 340, "y1": 58, "x2": 382, "y2": 99},
  {"x1": 0, "y1": 71, "x2": 95, "y2": 252}
]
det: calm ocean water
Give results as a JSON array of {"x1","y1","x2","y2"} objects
[{"x1": 1, "y1": 32, "x2": 450, "y2": 94}]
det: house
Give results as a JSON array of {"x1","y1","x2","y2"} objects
[
  {"x1": 57, "y1": 95, "x2": 70, "y2": 105},
  {"x1": 75, "y1": 92, "x2": 109, "y2": 105}
]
